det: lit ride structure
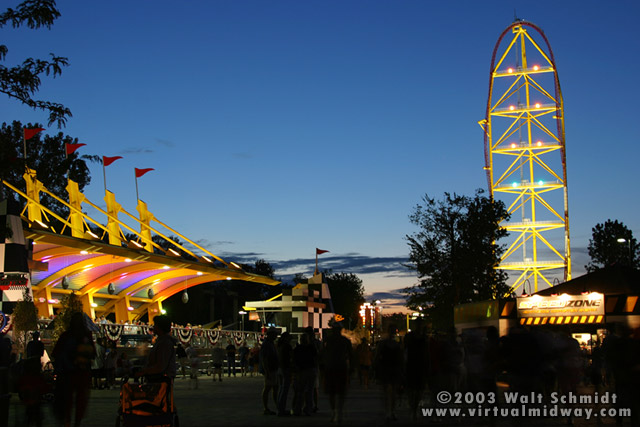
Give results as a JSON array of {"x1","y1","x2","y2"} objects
[{"x1": 479, "y1": 21, "x2": 570, "y2": 294}]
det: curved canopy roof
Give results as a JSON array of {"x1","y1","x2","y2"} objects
[{"x1": 27, "y1": 227, "x2": 278, "y2": 321}]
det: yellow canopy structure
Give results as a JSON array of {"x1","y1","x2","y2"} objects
[{"x1": 2, "y1": 170, "x2": 278, "y2": 323}]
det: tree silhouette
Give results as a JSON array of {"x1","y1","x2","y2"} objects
[
  {"x1": 404, "y1": 190, "x2": 510, "y2": 330},
  {"x1": 11, "y1": 288, "x2": 38, "y2": 357},
  {"x1": 586, "y1": 219, "x2": 639, "y2": 272},
  {"x1": 325, "y1": 271, "x2": 365, "y2": 329},
  {"x1": 1, "y1": 0, "x2": 71, "y2": 127},
  {"x1": 0, "y1": 121, "x2": 99, "y2": 220}
]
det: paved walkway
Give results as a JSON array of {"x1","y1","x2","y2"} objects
[{"x1": 7, "y1": 374, "x2": 630, "y2": 426}]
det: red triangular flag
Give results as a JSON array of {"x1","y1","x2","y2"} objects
[
  {"x1": 135, "y1": 167, "x2": 154, "y2": 178},
  {"x1": 24, "y1": 127, "x2": 45, "y2": 140},
  {"x1": 65, "y1": 143, "x2": 86, "y2": 155},
  {"x1": 103, "y1": 155, "x2": 123, "y2": 166},
  {"x1": 316, "y1": 248, "x2": 329, "y2": 255}
]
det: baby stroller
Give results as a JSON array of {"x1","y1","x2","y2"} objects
[{"x1": 116, "y1": 375, "x2": 179, "y2": 427}]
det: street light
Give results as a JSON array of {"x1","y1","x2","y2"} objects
[
  {"x1": 407, "y1": 310, "x2": 425, "y2": 331},
  {"x1": 238, "y1": 310, "x2": 247, "y2": 331},
  {"x1": 617, "y1": 238, "x2": 632, "y2": 264}
]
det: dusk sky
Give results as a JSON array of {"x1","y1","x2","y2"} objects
[{"x1": 2, "y1": 1, "x2": 638, "y2": 312}]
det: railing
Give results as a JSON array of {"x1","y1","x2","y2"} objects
[{"x1": 34, "y1": 319, "x2": 262, "y2": 348}]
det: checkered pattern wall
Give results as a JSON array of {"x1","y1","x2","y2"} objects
[
  {"x1": 0, "y1": 199, "x2": 31, "y2": 314},
  {"x1": 269, "y1": 281, "x2": 335, "y2": 334}
]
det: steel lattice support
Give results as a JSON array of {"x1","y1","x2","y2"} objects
[{"x1": 479, "y1": 21, "x2": 570, "y2": 294}]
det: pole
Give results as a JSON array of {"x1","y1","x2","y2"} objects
[
  {"x1": 22, "y1": 132, "x2": 27, "y2": 161},
  {"x1": 135, "y1": 174, "x2": 139, "y2": 201},
  {"x1": 103, "y1": 163, "x2": 107, "y2": 193},
  {"x1": 65, "y1": 148, "x2": 70, "y2": 179},
  {"x1": 315, "y1": 251, "x2": 318, "y2": 275}
]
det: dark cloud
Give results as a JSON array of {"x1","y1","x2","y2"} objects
[
  {"x1": 219, "y1": 252, "x2": 266, "y2": 263},
  {"x1": 263, "y1": 254, "x2": 411, "y2": 286},
  {"x1": 272, "y1": 255, "x2": 410, "y2": 276},
  {"x1": 161, "y1": 249, "x2": 410, "y2": 285},
  {"x1": 367, "y1": 290, "x2": 407, "y2": 301},
  {"x1": 121, "y1": 148, "x2": 154, "y2": 154},
  {"x1": 365, "y1": 290, "x2": 409, "y2": 312}
]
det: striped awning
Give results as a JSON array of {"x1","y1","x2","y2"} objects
[{"x1": 519, "y1": 315, "x2": 604, "y2": 326}]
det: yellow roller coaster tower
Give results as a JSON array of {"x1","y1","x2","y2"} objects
[{"x1": 479, "y1": 21, "x2": 570, "y2": 294}]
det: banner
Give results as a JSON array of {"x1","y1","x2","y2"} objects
[{"x1": 517, "y1": 293, "x2": 605, "y2": 319}]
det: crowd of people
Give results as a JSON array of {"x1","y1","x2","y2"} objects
[
  {"x1": 252, "y1": 320, "x2": 640, "y2": 425},
  {"x1": 4, "y1": 315, "x2": 640, "y2": 425}
]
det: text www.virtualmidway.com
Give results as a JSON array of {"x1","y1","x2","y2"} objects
[
  {"x1": 422, "y1": 406, "x2": 631, "y2": 420},
  {"x1": 422, "y1": 391, "x2": 631, "y2": 421}
]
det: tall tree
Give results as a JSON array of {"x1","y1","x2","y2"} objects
[
  {"x1": 11, "y1": 288, "x2": 39, "y2": 357},
  {"x1": 0, "y1": 121, "x2": 99, "y2": 219},
  {"x1": 1, "y1": 0, "x2": 71, "y2": 127},
  {"x1": 586, "y1": 219, "x2": 639, "y2": 272},
  {"x1": 325, "y1": 271, "x2": 365, "y2": 329},
  {"x1": 404, "y1": 190, "x2": 510, "y2": 330},
  {"x1": 242, "y1": 258, "x2": 282, "y2": 299},
  {"x1": 252, "y1": 259, "x2": 275, "y2": 279}
]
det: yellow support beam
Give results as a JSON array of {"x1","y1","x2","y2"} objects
[
  {"x1": 115, "y1": 296, "x2": 133, "y2": 323},
  {"x1": 23, "y1": 168, "x2": 44, "y2": 224},
  {"x1": 136, "y1": 200, "x2": 154, "y2": 253},
  {"x1": 147, "y1": 301, "x2": 164, "y2": 324},
  {"x1": 66, "y1": 179, "x2": 86, "y2": 238},
  {"x1": 104, "y1": 190, "x2": 124, "y2": 246},
  {"x1": 80, "y1": 292, "x2": 95, "y2": 319}
]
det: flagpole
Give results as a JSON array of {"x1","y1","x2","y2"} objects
[
  {"x1": 315, "y1": 251, "x2": 319, "y2": 275},
  {"x1": 103, "y1": 163, "x2": 107, "y2": 193},
  {"x1": 135, "y1": 173, "x2": 139, "y2": 201}
]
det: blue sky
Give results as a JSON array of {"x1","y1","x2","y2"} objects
[{"x1": 2, "y1": 1, "x2": 639, "y2": 312}]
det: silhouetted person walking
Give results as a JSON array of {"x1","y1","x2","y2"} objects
[
  {"x1": 276, "y1": 332, "x2": 293, "y2": 416},
  {"x1": 292, "y1": 333, "x2": 317, "y2": 416},
  {"x1": 355, "y1": 338, "x2": 373, "y2": 390},
  {"x1": 404, "y1": 321, "x2": 429, "y2": 421},
  {"x1": 323, "y1": 323, "x2": 353, "y2": 423},
  {"x1": 52, "y1": 312, "x2": 96, "y2": 427},
  {"x1": 225, "y1": 341, "x2": 237, "y2": 377},
  {"x1": 260, "y1": 328, "x2": 279, "y2": 415},
  {"x1": 374, "y1": 325, "x2": 404, "y2": 422}
]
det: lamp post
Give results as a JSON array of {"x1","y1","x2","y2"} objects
[
  {"x1": 406, "y1": 307, "x2": 425, "y2": 332},
  {"x1": 617, "y1": 238, "x2": 632, "y2": 264},
  {"x1": 238, "y1": 310, "x2": 247, "y2": 331},
  {"x1": 373, "y1": 300, "x2": 382, "y2": 331}
]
